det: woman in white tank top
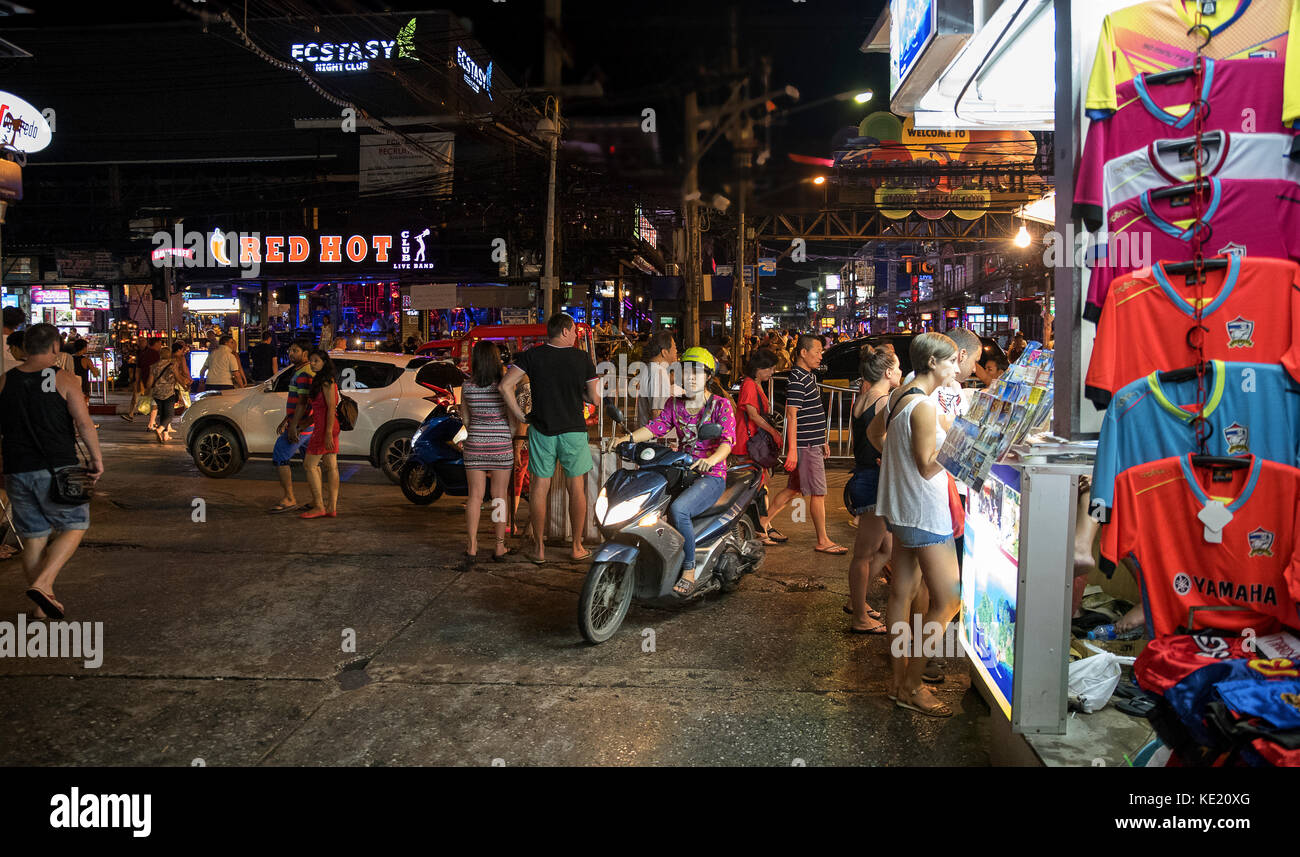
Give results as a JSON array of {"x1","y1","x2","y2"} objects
[{"x1": 866, "y1": 332, "x2": 962, "y2": 718}]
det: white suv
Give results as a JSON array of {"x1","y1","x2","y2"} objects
[{"x1": 180, "y1": 352, "x2": 459, "y2": 483}]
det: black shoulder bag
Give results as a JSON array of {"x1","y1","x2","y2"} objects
[{"x1": 16, "y1": 386, "x2": 95, "y2": 505}]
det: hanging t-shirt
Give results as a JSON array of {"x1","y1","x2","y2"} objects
[
  {"x1": 1074, "y1": 131, "x2": 1300, "y2": 230},
  {"x1": 1091, "y1": 361, "x2": 1300, "y2": 522},
  {"x1": 1101, "y1": 454, "x2": 1300, "y2": 638},
  {"x1": 1086, "y1": 0, "x2": 1300, "y2": 125},
  {"x1": 1086, "y1": 255, "x2": 1300, "y2": 408},
  {"x1": 1086, "y1": 178, "x2": 1300, "y2": 321}
]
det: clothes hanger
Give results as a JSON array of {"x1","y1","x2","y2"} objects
[
  {"x1": 1189, "y1": 455, "x2": 1251, "y2": 470},
  {"x1": 1154, "y1": 129, "x2": 1224, "y2": 153},
  {"x1": 1149, "y1": 176, "x2": 1214, "y2": 200},
  {"x1": 1162, "y1": 258, "x2": 1230, "y2": 274}
]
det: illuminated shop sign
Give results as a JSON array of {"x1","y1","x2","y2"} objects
[
  {"x1": 456, "y1": 45, "x2": 493, "y2": 100},
  {"x1": 290, "y1": 18, "x2": 417, "y2": 73},
  {"x1": 73, "y1": 288, "x2": 110, "y2": 310},
  {"x1": 185, "y1": 298, "x2": 240, "y2": 312},
  {"x1": 151, "y1": 227, "x2": 437, "y2": 272},
  {"x1": 30, "y1": 287, "x2": 70, "y2": 305},
  {"x1": 0, "y1": 89, "x2": 53, "y2": 154}
]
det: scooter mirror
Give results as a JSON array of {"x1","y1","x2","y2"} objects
[
  {"x1": 607, "y1": 405, "x2": 627, "y2": 426},
  {"x1": 698, "y1": 422, "x2": 723, "y2": 440}
]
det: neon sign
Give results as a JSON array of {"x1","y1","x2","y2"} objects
[
  {"x1": 0, "y1": 90, "x2": 52, "y2": 154},
  {"x1": 289, "y1": 19, "x2": 417, "y2": 73},
  {"x1": 456, "y1": 46, "x2": 493, "y2": 100}
]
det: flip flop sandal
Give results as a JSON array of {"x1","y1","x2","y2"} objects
[
  {"x1": 842, "y1": 605, "x2": 884, "y2": 620},
  {"x1": 815, "y1": 544, "x2": 849, "y2": 555},
  {"x1": 26, "y1": 588, "x2": 64, "y2": 621},
  {"x1": 523, "y1": 552, "x2": 546, "y2": 565},
  {"x1": 268, "y1": 503, "x2": 302, "y2": 514},
  {"x1": 570, "y1": 550, "x2": 593, "y2": 562},
  {"x1": 896, "y1": 691, "x2": 953, "y2": 718},
  {"x1": 848, "y1": 623, "x2": 888, "y2": 635},
  {"x1": 765, "y1": 528, "x2": 789, "y2": 543},
  {"x1": 1114, "y1": 696, "x2": 1158, "y2": 718}
]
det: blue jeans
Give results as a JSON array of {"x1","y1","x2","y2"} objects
[{"x1": 668, "y1": 475, "x2": 726, "y2": 569}]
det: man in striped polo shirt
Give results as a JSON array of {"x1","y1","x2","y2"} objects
[
  {"x1": 269, "y1": 338, "x2": 315, "y2": 513},
  {"x1": 768, "y1": 334, "x2": 848, "y2": 555}
]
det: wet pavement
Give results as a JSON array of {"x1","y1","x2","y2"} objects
[{"x1": 0, "y1": 411, "x2": 991, "y2": 766}]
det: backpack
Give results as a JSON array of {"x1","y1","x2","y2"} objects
[
  {"x1": 336, "y1": 393, "x2": 359, "y2": 431},
  {"x1": 150, "y1": 363, "x2": 176, "y2": 400}
]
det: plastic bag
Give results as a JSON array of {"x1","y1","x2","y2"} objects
[{"x1": 1067, "y1": 641, "x2": 1135, "y2": 713}]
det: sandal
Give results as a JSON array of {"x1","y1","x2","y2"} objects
[
  {"x1": 842, "y1": 605, "x2": 883, "y2": 620},
  {"x1": 673, "y1": 569, "x2": 698, "y2": 596},
  {"x1": 523, "y1": 551, "x2": 546, "y2": 565},
  {"x1": 814, "y1": 543, "x2": 849, "y2": 555},
  {"x1": 25, "y1": 588, "x2": 65, "y2": 621},
  {"x1": 896, "y1": 687, "x2": 952, "y2": 718},
  {"x1": 848, "y1": 621, "x2": 888, "y2": 635},
  {"x1": 765, "y1": 527, "x2": 789, "y2": 543},
  {"x1": 493, "y1": 539, "x2": 512, "y2": 562}
]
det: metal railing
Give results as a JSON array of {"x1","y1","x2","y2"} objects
[{"x1": 594, "y1": 374, "x2": 859, "y2": 460}]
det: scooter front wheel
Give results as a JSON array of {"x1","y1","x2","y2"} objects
[
  {"x1": 399, "y1": 460, "x2": 443, "y2": 505},
  {"x1": 578, "y1": 561, "x2": 635, "y2": 644}
]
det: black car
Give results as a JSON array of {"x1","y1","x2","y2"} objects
[
  {"x1": 819, "y1": 334, "x2": 1007, "y2": 386},
  {"x1": 762, "y1": 333, "x2": 1007, "y2": 415}
]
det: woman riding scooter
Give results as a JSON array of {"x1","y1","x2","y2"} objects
[{"x1": 609, "y1": 347, "x2": 736, "y2": 595}]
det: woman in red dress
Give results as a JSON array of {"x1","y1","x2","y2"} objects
[{"x1": 297, "y1": 349, "x2": 341, "y2": 519}]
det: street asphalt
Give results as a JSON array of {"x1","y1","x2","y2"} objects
[{"x1": 0, "y1": 410, "x2": 991, "y2": 766}]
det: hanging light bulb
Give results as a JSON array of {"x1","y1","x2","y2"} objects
[{"x1": 1014, "y1": 224, "x2": 1031, "y2": 248}]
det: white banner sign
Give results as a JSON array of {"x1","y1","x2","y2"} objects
[{"x1": 359, "y1": 132, "x2": 454, "y2": 196}]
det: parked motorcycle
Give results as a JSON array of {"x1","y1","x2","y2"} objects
[
  {"x1": 577, "y1": 409, "x2": 765, "y2": 644},
  {"x1": 399, "y1": 401, "x2": 470, "y2": 504}
]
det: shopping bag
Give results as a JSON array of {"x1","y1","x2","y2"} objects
[
  {"x1": 1067, "y1": 641, "x2": 1134, "y2": 713},
  {"x1": 136, "y1": 398, "x2": 152, "y2": 415}
]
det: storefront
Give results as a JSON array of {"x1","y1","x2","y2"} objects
[{"x1": 873, "y1": 0, "x2": 1300, "y2": 768}]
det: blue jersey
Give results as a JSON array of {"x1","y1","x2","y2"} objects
[
  {"x1": 1092, "y1": 362, "x2": 1300, "y2": 522},
  {"x1": 1216, "y1": 678, "x2": 1300, "y2": 730},
  {"x1": 1164, "y1": 657, "x2": 1300, "y2": 746}
]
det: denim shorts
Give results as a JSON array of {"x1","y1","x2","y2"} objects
[
  {"x1": 843, "y1": 467, "x2": 879, "y2": 516},
  {"x1": 4, "y1": 470, "x2": 90, "y2": 539},
  {"x1": 888, "y1": 523, "x2": 952, "y2": 549},
  {"x1": 272, "y1": 427, "x2": 313, "y2": 466}
]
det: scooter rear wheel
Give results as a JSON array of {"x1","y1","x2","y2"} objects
[
  {"x1": 399, "y1": 460, "x2": 443, "y2": 505},
  {"x1": 578, "y1": 561, "x2": 635, "y2": 644}
]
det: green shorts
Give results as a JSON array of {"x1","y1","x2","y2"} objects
[{"x1": 527, "y1": 428, "x2": 593, "y2": 478}]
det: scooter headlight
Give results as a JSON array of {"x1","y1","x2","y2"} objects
[{"x1": 599, "y1": 489, "x2": 652, "y2": 526}]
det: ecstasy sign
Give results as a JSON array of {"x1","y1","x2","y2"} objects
[
  {"x1": 456, "y1": 46, "x2": 493, "y2": 100},
  {"x1": 291, "y1": 40, "x2": 396, "y2": 73}
]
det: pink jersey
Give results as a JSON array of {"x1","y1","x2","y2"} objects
[
  {"x1": 1076, "y1": 58, "x2": 1298, "y2": 250},
  {"x1": 1085, "y1": 178, "x2": 1300, "y2": 322}
]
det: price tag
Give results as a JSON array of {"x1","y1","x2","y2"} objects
[
  {"x1": 1200, "y1": 1, "x2": 1216, "y2": 15},
  {"x1": 1197, "y1": 499, "x2": 1232, "y2": 543}
]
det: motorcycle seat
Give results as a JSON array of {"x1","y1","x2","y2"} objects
[{"x1": 696, "y1": 469, "x2": 758, "y2": 518}]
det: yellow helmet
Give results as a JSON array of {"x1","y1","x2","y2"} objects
[{"x1": 680, "y1": 346, "x2": 716, "y2": 373}]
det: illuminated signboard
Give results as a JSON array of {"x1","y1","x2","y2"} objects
[
  {"x1": 456, "y1": 45, "x2": 493, "y2": 100},
  {"x1": 73, "y1": 288, "x2": 110, "y2": 310},
  {"x1": 151, "y1": 227, "x2": 438, "y2": 272},
  {"x1": 185, "y1": 298, "x2": 240, "y2": 313},
  {"x1": 0, "y1": 90, "x2": 53, "y2": 154},
  {"x1": 30, "y1": 287, "x2": 70, "y2": 305},
  {"x1": 289, "y1": 18, "x2": 417, "y2": 74},
  {"x1": 890, "y1": 0, "x2": 936, "y2": 92},
  {"x1": 966, "y1": 305, "x2": 985, "y2": 314},
  {"x1": 960, "y1": 465, "x2": 1021, "y2": 719}
]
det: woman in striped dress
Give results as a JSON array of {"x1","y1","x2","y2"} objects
[{"x1": 459, "y1": 340, "x2": 520, "y2": 563}]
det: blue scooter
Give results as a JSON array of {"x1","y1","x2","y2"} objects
[{"x1": 399, "y1": 402, "x2": 469, "y2": 505}]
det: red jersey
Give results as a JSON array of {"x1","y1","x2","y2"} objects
[
  {"x1": 1086, "y1": 255, "x2": 1300, "y2": 408},
  {"x1": 1086, "y1": 178, "x2": 1300, "y2": 321},
  {"x1": 1134, "y1": 632, "x2": 1255, "y2": 695},
  {"x1": 1102, "y1": 454, "x2": 1300, "y2": 638}
]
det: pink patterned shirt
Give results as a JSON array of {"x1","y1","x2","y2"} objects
[{"x1": 645, "y1": 394, "x2": 737, "y2": 478}]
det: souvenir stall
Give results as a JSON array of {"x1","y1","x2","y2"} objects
[{"x1": 1070, "y1": 0, "x2": 1300, "y2": 767}]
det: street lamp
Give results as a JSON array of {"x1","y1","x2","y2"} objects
[
  {"x1": 536, "y1": 98, "x2": 561, "y2": 316},
  {"x1": 853, "y1": 90, "x2": 874, "y2": 104},
  {"x1": 812, "y1": 176, "x2": 827, "y2": 185}
]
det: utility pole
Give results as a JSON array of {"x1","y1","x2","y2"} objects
[
  {"x1": 541, "y1": 0, "x2": 562, "y2": 318},
  {"x1": 730, "y1": 5, "x2": 749, "y2": 363},
  {"x1": 683, "y1": 91, "x2": 701, "y2": 347}
]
